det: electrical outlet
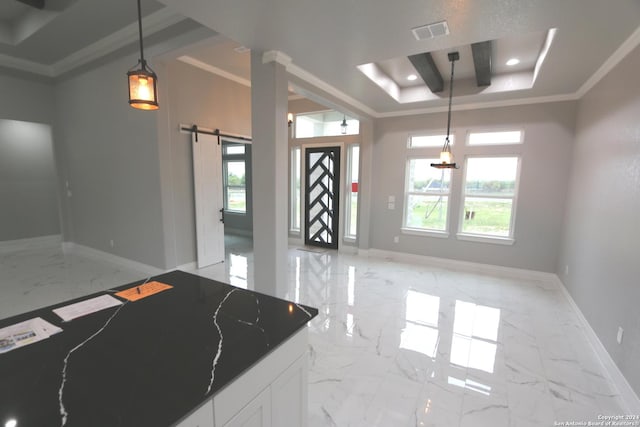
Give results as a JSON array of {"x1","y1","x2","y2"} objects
[
  {"x1": 617, "y1": 327, "x2": 624, "y2": 345},
  {"x1": 109, "y1": 239, "x2": 115, "y2": 248},
  {"x1": 564, "y1": 265, "x2": 569, "y2": 276},
  {"x1": 388, "y1": 202, "x2": 395, "y2": 210},
  {"x1": 394, "y1": 236, "x2": 399, "y2": 243}
]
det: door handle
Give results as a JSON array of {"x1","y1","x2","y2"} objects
[{"x1": 219, "y1": 208, "x2": 225, "y2": 223}]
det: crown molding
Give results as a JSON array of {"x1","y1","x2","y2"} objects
[
  {"x1": 0, "y1": 52, "x2": 52, "y2": 76},
  {"x1": 52, "y1": 8, "x2": 184, "y2": 76},
  {"x1": 0, "y1": 8, "x2": 184, "y2": 78},
  {"x1": 375, "y1": 93, "x2": 579, "y2": 118},
  {"x1": 576, "y1": 24, "x2": 640, "y2": 98},
  {"x1": 177, "y1": 55, "x2": 251, "y2": 87},
  {"x1": 262, "y1": 50, "x2": 291, "y2": 67},
  {"x1": 286, "y1": 61, "x2": 378, "y2": 118}
]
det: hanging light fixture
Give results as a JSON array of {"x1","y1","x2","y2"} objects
[
  {"x1": 431, "y1": 51, "x2": 459, "y2": 169},
  {"x1": 127, "y1": 0, "x2": 159, "y2": 110},
  {"x1": 288, "y1": 113, "x2": 293, "y2": 127},
  {"x1": 340, "y1": 116, "x2": 348, "y2": 134}
]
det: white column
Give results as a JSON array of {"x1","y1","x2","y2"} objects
[{"x1": 251, "y1": 50, "x2": 290, "y2": 298}]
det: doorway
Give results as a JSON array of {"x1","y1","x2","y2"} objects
[{"x1": 304, "y1": 146, "x2": 341, "y2": 249}]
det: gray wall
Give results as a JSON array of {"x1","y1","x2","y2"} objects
[
  {"x1": 558, "y1": 45, "x2": 640, "y2": 395},
  {"x1": 372, "y1": 102, "x2": 577, "y2": 272},
  {"x1": 0, "y1": 120, "x2": 60, "y2": 241},
  {"x1": 158, "y1": 59, "x2": 252, "y2": 266},
  {"x1": 0, "y1": 72, "x2": 60, "y2": 242},
  {"x1": 54, "y1": 53, "x2": 167, "y2": 268},
  {"x1": 0, "y1": 73, "x2": 55, "y2": 124}
]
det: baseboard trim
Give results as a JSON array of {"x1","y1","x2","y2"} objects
[
  {"x1": 554, "y1": 276, "x2": 640, "y2": 415},
  {"x1": 0, "y1": 234, "x2": 62, "y2": 252},
  {"x1": 225, "y1": 228, "x2": 253, "y2": 237},
  {"x1": 62, "y1": 242, "x2": 164, "y2": 276},
  {"x1": 362, "y1": 248, "x2": 555, "y2": 282},
  {"x1": 175, "y1": 262, "x2": 197, "y2": 271}
]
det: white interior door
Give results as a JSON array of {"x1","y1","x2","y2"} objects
[{"x1": 192, "y1": 132, "x2": 225, "y2": 268}]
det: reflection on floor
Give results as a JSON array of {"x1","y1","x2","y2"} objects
[{"x1": 0, "y1": 235, "x2": 624, "y2": 426}]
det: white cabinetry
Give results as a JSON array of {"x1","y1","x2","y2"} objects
[
  {"x1": 176, "y1": 400, "x2": 215, "y2": 427},
  {"x1": 175, "y1": 328, "x2": 308, "y2": 427},
  {"x1": 223, "y1": 387, "x2": 271, "y2": 427}
]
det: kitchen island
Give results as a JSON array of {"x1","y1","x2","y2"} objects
[{"x1": 0, "y1": 270, "x2": 317, "y2": 427}]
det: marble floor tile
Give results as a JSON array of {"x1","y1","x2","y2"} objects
[{"x1": 0, "y1": 235, "x2": 628, "y2": 426}]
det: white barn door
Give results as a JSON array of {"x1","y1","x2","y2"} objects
[{"x1": 192, "y1": 132, "x2": 225, "y2": 268}]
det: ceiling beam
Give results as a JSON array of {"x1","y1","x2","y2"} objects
[
  {"x1": 408, "y1": 52, "x2": 444, "y2": 93},
  {"x1": 16, "y1": 0, "x2": 45, "y2": 9},
  {"x1": 471, "y1": 40, "x2": 492, "y2": 86}
]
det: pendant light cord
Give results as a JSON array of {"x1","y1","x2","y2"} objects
[
  {"x1": 137, "y1": 0, "x2": 145, "y2": 65},
  {"x1": 445, "y1": 57, "x2": 455, "y2": 145}
]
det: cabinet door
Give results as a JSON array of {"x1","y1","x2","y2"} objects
[
  {"x1": 271, "y1": 355, "x2": 308, "y2": 427},
  {"x1": 175, "y1": 400, "x2": 214, "y2": 427},
  {"x1": 224, "y1": 387, "x2": 271, "y2": 427}
]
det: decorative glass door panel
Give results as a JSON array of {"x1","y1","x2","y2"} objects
[{"x1": 305, "y1": 147, "x2": 340, "y2": 249}]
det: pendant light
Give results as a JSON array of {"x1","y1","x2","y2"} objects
[
  {"x1": 431, "y1": 52, "x2": 459, "y2": 169},
  {"x1": 127, "y1": 0, "x2": 159, "y2": 110},
  {"x1": 340, "y1": 116, "x2": 348, "y2": 134}
]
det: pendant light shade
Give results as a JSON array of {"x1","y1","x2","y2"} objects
[
  {"x1": 431, "y1": 52, "x2": 460, "y2": 169},
  {"x1": 128, "y1": 0, "x2": 159, "y2": 110},
  {"x1": 340, "y1": 116, "x2": 348, "y2": 134}
]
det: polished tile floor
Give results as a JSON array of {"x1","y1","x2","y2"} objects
[{"x1": 0, "y1": 236, "x2": 624, "y2": 426}]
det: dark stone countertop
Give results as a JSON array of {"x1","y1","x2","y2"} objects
[{"x1": 0, "y1": 270, "x2": 317, "y2": 427}]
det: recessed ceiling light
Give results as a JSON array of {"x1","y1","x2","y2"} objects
[
  {"x1": 506, "y1": 58, "x2": 520, "y2": 66},
  {"x1": 407, "y1": 74, "x2": 418, "y2": 81}
]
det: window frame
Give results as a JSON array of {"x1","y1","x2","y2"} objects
[
  {"x1": 407, "y1": 132, "x2": 452, "y2": 149},
  {"x1": 290, "y1": 146, "x2": 302, "y2": 233},
  {"x1": 465, "y1": 128, "x2": 524, "y2": 146},
  {"x1": 294, "y1": 110, "x2": 360, "y2": 139},
  {"x1": 222, "y1": 140, "x2": 249, "y2": 215},
  {"x1": 457, "y1": 155, "x2": 521, "y2": 244},
  {"x1": 344, "y1": 144, "x2": 360, "y2": 241},
  {"x1": 401, "y1": 155, "x2": 452, "y2": 237}
]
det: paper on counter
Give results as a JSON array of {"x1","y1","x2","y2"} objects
[
  {"x1": 115, "y1": 281, "x2": 173, "y2": 302},
  {"x1": 53, "y1": 294, "x2": 123, "y2": 322},
  {"x1": 0, "y1": 317, "x2": 62, "y2": 354}
]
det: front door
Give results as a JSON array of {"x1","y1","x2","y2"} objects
[{"x1": 305, "y1": 146, "x2": 340, "y2": 249}]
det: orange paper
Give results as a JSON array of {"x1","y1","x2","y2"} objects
[{"x1": 115, "y1": 281, "x2": 173, "y2": 302}]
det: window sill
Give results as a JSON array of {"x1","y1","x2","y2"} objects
[
  {"x1": 343, "y1": 236, "x2": 357, "y2": 243},
  {"x1": 401, "y1": 228, "x2": 449, "y2": 239},
  {"x1": 456, "y1": 233, "x2": 515, "y2": 245}
]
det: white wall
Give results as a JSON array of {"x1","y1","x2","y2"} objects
[
  {"x1": 372, "y1": 102, "x2": 577, "y2": 272},
  {"x1": 157, "y1": 59, "x2": 252, "y2": 267},
  {"x1": 559, "y1": 44, "x2": 640, "y2": 396},
  {"x1": 54, "y1": 52, "x2": 167, "y2": 268}
]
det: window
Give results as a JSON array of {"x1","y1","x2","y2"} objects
[
  {"x1": 408, "y1": 134, "x2": 451, "y2": 148},
  {"x1": 403, "y1": 158, "x2": 451, "y2": 233},
  {"x1": 344, "y1": 145, "x2": 359, "y2": 239},
  {"x1": 467, "y1": 130, "x2": 523, "y2": 146},
  {"x1": 295, "y1": 111, "x2": 360, "y2": 138},
  {"x1": 290, "y1": 147, "x2": 301, "y2": 232},
  {"x1": 459, "y1": 157, "x2": 520, "y2": 240},
  {"x1": 222, "y1": 142, "x2": 248, "y2": 213}
]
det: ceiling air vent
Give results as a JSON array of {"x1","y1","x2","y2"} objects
[{"x1": 412, "y1": 20, "x2": 449, "y2": 41}]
